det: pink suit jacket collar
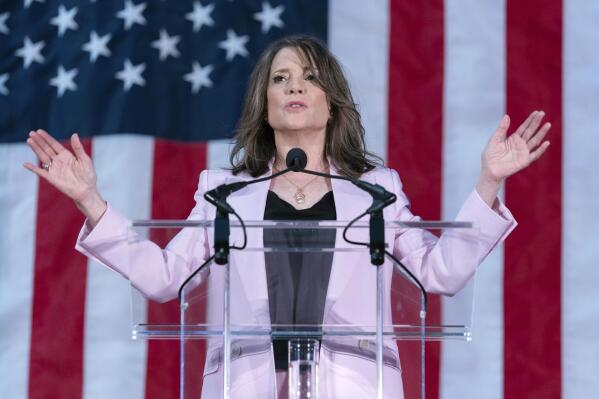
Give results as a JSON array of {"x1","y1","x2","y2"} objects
[{"x1": 220, "y1": 159, "x2": 378, "y2": 323}]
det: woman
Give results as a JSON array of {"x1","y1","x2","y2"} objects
[{"x1": 24, "y1": 35, "x2": 550, "y2": 398}]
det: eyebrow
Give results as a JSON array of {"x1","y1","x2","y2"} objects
[{"x1": 271, "y1": 67, "x2": 318, "y2": 75}]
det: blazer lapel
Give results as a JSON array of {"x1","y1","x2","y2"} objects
[
  {"x1": 216, "y1": 162, "x2": 383, "y2": 326},
  {"x1": 326, "y1": 163, "x2": 373, "y2": 303},
  {"x1": 225, "y1": 168, "x2": 272, "y2": 325}
]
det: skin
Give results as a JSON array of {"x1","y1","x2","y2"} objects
[
  {"x1": 23, "y1": 47, "x2": 551, "y2": 225},
  {"x1": 266, "y1": 47, "x2": 333, "y2": 208}
]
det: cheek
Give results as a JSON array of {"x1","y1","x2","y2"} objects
[
  {"x1": 266, "y1": 88, "x2": 282, "y2": 115},
  {"x1": 313, "y1": 93, "x2": 330, "y2": 122}
]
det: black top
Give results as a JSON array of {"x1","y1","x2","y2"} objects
[{"x1": 263, "y1": 190, "x2": 336, "y2": 370}]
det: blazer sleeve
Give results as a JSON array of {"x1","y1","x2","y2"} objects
[
  {"x1": 389, "y1": 169, "x2": 517, "y2": 295},
  {"x1": 75, "y1": 169, "x2": 212, "y2": 302}
]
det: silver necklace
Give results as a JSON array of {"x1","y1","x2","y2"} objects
[
  {"x1": 281, "y1": 173, "x2": 319, "y2": 204},
  {"x1": 273, "y1": 161, "x2": 325, "y2": 204}
]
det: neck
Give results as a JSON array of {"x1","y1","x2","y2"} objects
[{"x1": 273, "y1": 129, "x2": 328, "y2": 172}]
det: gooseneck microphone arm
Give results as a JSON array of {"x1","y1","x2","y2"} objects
[
  {"x1": 202, "y1": 150, "x2": 305, "y2": 265},
  {"x1": 178, "y1": 152, "x2": 301, "y2": 298},
  {"x1": 287, "y1": 149, "x2": 427, "y2": 311},
  {"x1": 293, "y1": 165, "x2": 396, "y2": 265}
]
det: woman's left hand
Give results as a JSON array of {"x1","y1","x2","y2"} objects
[{"x1": 476, "y1": 111, "x2": 551, "y2": 207}]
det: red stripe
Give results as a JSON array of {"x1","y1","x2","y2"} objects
[
  {"x1": 388, "y1": 1, "x2": 444, "y2": 398},
  {"x1": 145, "y1": 139, "x2": 207, "y2": 399},
  {"x1": 504, "y1": 2, "x2": 563, "y2": 398},
  {"x1": 28, "y1": 139, "x2": 92, "y2": 399}
]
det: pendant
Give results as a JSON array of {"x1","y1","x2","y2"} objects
[{"x1": 294, "y1": 189, "x2": 306, "y2": 204}]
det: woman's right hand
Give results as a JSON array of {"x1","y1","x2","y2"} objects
[{"x1": 24, "y1": 129, "x2": 107, "y2": 227}]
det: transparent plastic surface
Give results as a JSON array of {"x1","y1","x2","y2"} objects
[
  {"x1": 131, "y1": 220, "x2": 476, "y2": 341},
  {"x1": 128, "y1": 220, "x2": 477, "y2": 399}
]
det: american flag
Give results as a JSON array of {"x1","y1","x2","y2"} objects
[{"x1": 0, "y1": 0, "x2": 597, "y2": 398}]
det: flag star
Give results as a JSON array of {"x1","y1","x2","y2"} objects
[
  {"x1": 253, "y1": 2, "x2": 285, "y2": 33},
  {"x1": 24, "y1": 0, "x2": 45, "y2": 8},
  {"x1": 184, "y1": 62, "x2": 213, "y2": 93},
  {"x1": 83, "y1": 31, "x2": 112, "y2": 62},
  {"x1": 151, "y1": 29, "x2": 181, "y2": 60},
  {"x1": 15, "y1": 37, "x2": 45, "y2": 69},
  {"x1": 117, "y1": 0, "x2": 147, "y2": 30},
  {"x1": 218, "y1": 29, "x2": 249, "y2": 61},
  {"x1": 185, "y1": 2, "x2": 215, "y2": 33},
  {"x1": 50, "y1": 5, "x2": 78, "y2": 36},
  {"x1": 116, "y1": 59, "x2": 146, "y2": 91},
  {"x1": 0, "y1": 73, "x2": 8, "y2": 95},
  {"x1": 49, "y1": 66, "x2": 78, "y2": 97},
  {"x1": 0, "y1": 12, "x2": 9, "y2": 35}
]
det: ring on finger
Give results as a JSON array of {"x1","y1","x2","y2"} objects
[{"x1": 42, "y1": 161, "x2": 52, "y2": 171}]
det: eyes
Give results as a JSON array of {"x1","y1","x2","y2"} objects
[{"x1": 271, "y1": 72, "x2": 316, "y2": 84}]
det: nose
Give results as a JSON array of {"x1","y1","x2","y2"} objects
[{"x1": 287, "y1": 76, "x2": 305, "y2": 94}]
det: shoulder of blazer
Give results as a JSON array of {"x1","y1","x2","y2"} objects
[{"x1": 201, "y1": 168, "x2": 256, "y2": 191}]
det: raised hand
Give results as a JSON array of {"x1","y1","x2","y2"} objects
[
  {"x1": 476, "y1": 111, "x2": 551, "y2": 207},
  {"x1": 24, "y1": 129, "x2": 107, "y2": 226}
]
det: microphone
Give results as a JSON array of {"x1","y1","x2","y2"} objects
[
  {"x1": 285, "y1": 148, "x2": 396, "y2": 211},
  {"x1": 286, "y1": 148, "x2": 396, "y2": 266},
  {"x1": 286, "y1": 147, "x2": 307, "y2": 171},
  {"x1": 203, "y1": 151, "x2": 299, "y2": 264},
  {"x1": 205, "y1": 147, "x2": 308, "y2": 211}
]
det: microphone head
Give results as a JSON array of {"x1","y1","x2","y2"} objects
[{"x1": 285, "y1": 148, "x2": 308, "y2": 171}]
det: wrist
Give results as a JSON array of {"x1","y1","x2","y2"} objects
[
  {"x1": 476, "y1": 173, "x2": 502, "y2": 208},
  {"x1": 75, "y1": 189, "x2": 107, "y2": 227}
]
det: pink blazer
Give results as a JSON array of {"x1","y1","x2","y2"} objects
[{"x1": 76, "y1": 163, "x2": 516, "y2": 398}]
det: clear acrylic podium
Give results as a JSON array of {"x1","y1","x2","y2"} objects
[{"x1": 129, "y1": 219, "x2": 476, "y2": 399}]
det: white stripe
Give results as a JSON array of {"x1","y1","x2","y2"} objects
[
  {"x1": 329, "y1": 0, "x2": 389, "y2": 163},
  {"x1": 0, "y1": 143, "x2": 38, "y2": 398},
  {"x1": 208, "y1": 139, "x2": 234, "y2": 170},
  {"x1": 563, "y1": 1, "x2": 599, "y2": 397},
  {"x1": 83, "y1": 135, "x2": 153, "y2": 399},
  {"x1": 441, "y1": 1, "x2": 505, "y2": 398}
]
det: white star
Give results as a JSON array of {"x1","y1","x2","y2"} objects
[
  {"x1": 184, "y1": 62, "x2": 213, "y2": 93},
  {"x1": 0, "y1": 73, "x2": 8, "y2": 95},
  {"x1": 15, "y1": 37, "x2": 45, "y2": 69},
  {"x1": 83, "y1": 31, "x2": 111, "y2": 62},
  {"x1": 116, "y1": 0, "x2": 147, "y2": 30},
  {"x1": 24, "y1": 0, "x2": 45, "y2": 8},
  {"x1": 253, "y1": 2, "x2": 284, "y2": 33},
  {"x1": 218, "y1": 29, "x2": 249, "y2": 61},
  {"x1": 116, "y1": 59, "x2": 146, "y2": 91},
  {"x1": 50, "y1": 5, "x2": 78, "y2": 36},
  {"x1": 0, "y1": 12, "x2": 9, "y2": 35},
  {"x1": 49, "y1": 66, "x2": 78, "y2": 97},
  {"x1": 185, "y1": 2, "x2": 214, "y2": 33},
  {"x1": 151, "y1": 29, "x2": 181, "y2": 60}
]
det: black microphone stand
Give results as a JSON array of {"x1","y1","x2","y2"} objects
[
  {"x1": 298, "y1": 168, "x2": 396, "y2": 266},
  {"x1": 203, "y1": 169, "x2": 292, "y2": 265}
]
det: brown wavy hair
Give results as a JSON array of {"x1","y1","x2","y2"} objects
[{"x1": 229, "y1": 35, "x2": 382, "y2": 178}]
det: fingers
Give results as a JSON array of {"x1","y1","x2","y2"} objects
[
  {"x1": 530, "y1": 141, "x2": 551, "y2": 162},
  {"x1": 494, "y1": 115, "x2": 511, "y2": 140},
  {"x1": 26, "y1": 132, "x2": 53, "y2": 164},
  {"x1": 522, "y1": 111, "x2": 545, "y2": 141},
  {"x1": 70, "y1": 133, "x2": 89, "y2": 161},
  {"x1": 36, "y1": 129, "x2": 67, "y2": 155},
  {"x1": 514, "y1": 111, "x2": 538, "y2": 137},
  {"x1": 23, "y1": 161, "x2": 51, "y2": 180},
  {"x1": 527, "y1": 122, "x2": 551, "y2": 150}
]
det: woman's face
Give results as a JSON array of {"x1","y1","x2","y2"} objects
[{"x1": 266, "y1": 47, "x2": 330, "y2": 134}]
